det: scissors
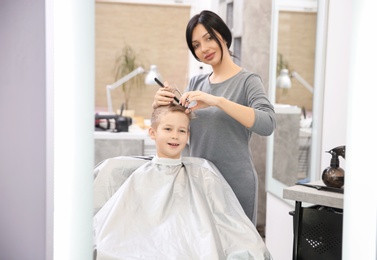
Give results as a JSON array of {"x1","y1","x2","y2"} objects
[{"x1": 154, "y1": 78, "x2": 197, "y2": 109}]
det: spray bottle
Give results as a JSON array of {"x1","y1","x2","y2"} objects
[{"x1": 322, "y1": 145, "x2": 346, "y2": 188}]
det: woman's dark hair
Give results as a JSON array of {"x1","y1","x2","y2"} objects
[{"x1": 186, "y1": 10, "x2": 232, "y2": 62}]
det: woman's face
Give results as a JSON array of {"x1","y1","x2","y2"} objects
[{"x1": 191, "y1": 24, "x2": 227, "y2": 66}]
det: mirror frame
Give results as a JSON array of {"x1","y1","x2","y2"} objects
[{"x1": 266, "y1": 0, "x2": 329, "y2": 199}]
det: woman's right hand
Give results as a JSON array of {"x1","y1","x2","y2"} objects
[{"x1": 152, "y1": 85, "x2": 176, "y2": 109}]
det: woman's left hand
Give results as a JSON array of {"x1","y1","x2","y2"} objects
[{"x1": 180, "y1": 91, "x2": 220, "y2": 112}]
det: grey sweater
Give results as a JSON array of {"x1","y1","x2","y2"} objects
[{"x1": 186, "y1": 69, "x2": 276, "y2": 224}]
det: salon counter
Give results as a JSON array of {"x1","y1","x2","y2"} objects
[
  {"x1": 283, "y1": 180, "x2": 343, "y2": 209},
  {"x1": 94, "y1": 125, "x2": 155, "y2": 166}
]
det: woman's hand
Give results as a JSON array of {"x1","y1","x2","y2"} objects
[
  {"x1": 182, "y1": 90, "x2": 257, "y2": 128},
  {"x1": 152, "y1": 84, "x2": 176, "y2": 109},
  {"x1": 180, "y1": 91, "x2": 220, "y2": 112}
]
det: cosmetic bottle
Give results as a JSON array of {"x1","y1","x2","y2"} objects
[{"x1": 322, "y1": 145, "x2": 346, "y2": 188}]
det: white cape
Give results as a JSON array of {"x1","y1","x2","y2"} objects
[{"x1": 93, "y1": 156, "x2": 272, "y2": 260}]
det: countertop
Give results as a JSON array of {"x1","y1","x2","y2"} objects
[
  {"x1": 283, "y1": 180, "x2": 344, "y2": 209},
  {"x1": 94, "y1": 125, "x2": 154, "y2": 145},
  {"x1": 94, "y1": 124, "x2": 156, "y2": 156}
]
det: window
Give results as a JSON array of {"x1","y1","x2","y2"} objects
[
  {"x1": 233, "y1": 37, "x2": 241, "y2": 65},
  {"x1": 226, "y1": 2, "x2": 233, "y2": 29}
]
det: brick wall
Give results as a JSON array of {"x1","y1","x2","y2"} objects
[
  {"x1": 276, "y1": 11, "x2": 317, "y2": 111},
  {"x1": 95, "y1": 2, "x2": 191, "y2": 119}
]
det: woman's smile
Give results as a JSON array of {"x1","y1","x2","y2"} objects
[{"x1": 204, "y1": 52, "x2": 215, "y2": 61}]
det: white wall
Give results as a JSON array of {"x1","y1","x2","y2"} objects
[
  {"x1": 0, "y1": 1, "x2": 47, "y2": 258},
  {"x1": 266, "y1": 193, "x2": 294, "y2": 259},
  {"x1": 319, "y1": 0, "x2": 351, "y2": 173},
  {"x1": 51, "y1": 1, "x2": 95, "y2": 259},
  {"x1": 0, "y1": 0, "x2": 94, "y2": 259},
  {"x1": 343, "y1": 1, "x2": 377, "y2": 259}
]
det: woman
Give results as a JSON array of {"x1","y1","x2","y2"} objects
[{"x1": 153, "y1": 10, "x2": 276, "y2": 224}]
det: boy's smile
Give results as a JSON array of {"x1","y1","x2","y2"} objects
[{"x1": 149, "y1": 111, "x2": 190, "y2": 159}]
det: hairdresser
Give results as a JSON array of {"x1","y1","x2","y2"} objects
[{"x1": 152, "y1": 10, "x2": 276, "y2": 224}]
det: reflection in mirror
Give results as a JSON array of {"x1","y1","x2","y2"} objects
[
  {"x1": 266, "y1": 0, "x2": 328, "y2": 197},
  {"x1": 273, "y1": 4, "x2": 317, "y2": 186}
]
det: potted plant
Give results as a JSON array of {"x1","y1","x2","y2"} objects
[
  {"x1": 276, "y1": 52, "x2": 292, "y2": 75},
  {"x1": 114, "y1": 44, "x2": 145, "y2": 113}
]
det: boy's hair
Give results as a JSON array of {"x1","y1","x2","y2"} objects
[{"x1": 151, "y1": 104, "x2": 193, "y2": 129}]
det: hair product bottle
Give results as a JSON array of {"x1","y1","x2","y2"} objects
[{"x1": 322, "y1": 145, "x2": 346, "y2": 188}]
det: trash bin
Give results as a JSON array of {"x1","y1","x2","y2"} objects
[{"x1": 290, "y1": 205, "x2": 343, "y2": 260}]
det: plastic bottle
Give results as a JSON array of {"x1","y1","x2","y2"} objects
[{"x1": 322, "y1": 146, "x2": 346, "y2": 188}]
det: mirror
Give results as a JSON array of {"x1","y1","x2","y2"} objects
[{"x1": 266, "y1": 0, "x2": 328, "y2": 198}]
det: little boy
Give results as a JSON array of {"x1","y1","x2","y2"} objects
[
  {"x1": 93, "y1": 104, "x2": 272, "y2": 260},
  {"x1": 148, "y1": 103, "x2": 192, "y2": 159}
]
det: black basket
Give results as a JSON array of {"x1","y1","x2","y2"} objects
[{"x1": 291, "y1": 205, "x2": 343, "y2": 260}]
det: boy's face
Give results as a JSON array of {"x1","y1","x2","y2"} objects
[{"x1": 149, "y1": 111, "x2": 190, "y2": 159}]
